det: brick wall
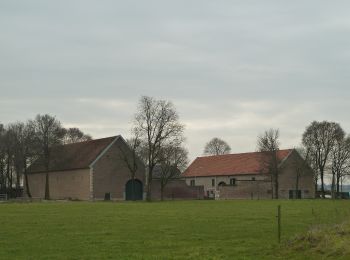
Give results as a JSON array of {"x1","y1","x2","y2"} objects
[
  {"x1": 278, "y1": 151, "x2": 315, "y2": 199},
  {"x1": 92, "y1": 138, "x2": 145, "y2": 200},
  {"x1": 151, "y1": 179, "x2": 204, "y2": 200},
  {"x1": 219, "y1": 181, "x2": 272, "y2": 199},
  {"x1": 25, "y1": 168, "x2": 90, "y2": 200}
]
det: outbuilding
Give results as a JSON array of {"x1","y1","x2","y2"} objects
[
  {"x1": 182, "y1": 149, "x2": 315, "y2": 199},
  {"x1": 26, "y1": 136, "x2": 145, "y2": 200}
]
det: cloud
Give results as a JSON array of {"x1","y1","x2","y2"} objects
[{"x1": 1, "y1": 1, "x2": 350, "y2": 161}]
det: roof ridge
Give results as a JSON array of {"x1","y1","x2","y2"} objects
[
  {"x1": 197, "y1": 148, "x2": 294, "y2": 159},
  {"x1": 55, "y1": 135, "x2": 118, "y2": 148}
]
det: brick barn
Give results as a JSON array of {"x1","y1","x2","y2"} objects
[
  {"x1": 182, "y1": 149, "x2": 315, "y2": 199},
  {"x1": 26, "y1": 136, "x2": 202, "y2": 201},
  {"x1": 26, "y1": 136, "x2": 145, "y2": 200}
]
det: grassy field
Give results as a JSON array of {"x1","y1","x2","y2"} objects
[{"x1": 1, "y1": 200, "x2": 350, "y2": 259}]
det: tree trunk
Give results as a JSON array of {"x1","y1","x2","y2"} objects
[
  {"x1": 6, "y1": 155, "x2": 11, "y2": 191},
  {"x1": 295, "y1": 174, "x2": 299, "y2": 199},
  {"x1": 146, "y1": 165, "x2": 152, "y2": 201},
  {"x1": 44, "y1": 172, "x2": 50, "y2": 200},
  {"x1": 270, "y1": 175, "x2": 274, "y2": 199},
  {"x1": 132, "y1": 178, "x2": 135, "y2": 201},
  {"x1": 15, "y1": 167, "x2": 21, "y2": 197},
  {"x1": 331, "y1": 171, "x2": 335, "y2": 199},
  {"x1": 44, "y1": 154, "x2": 50, "y2": 200},
  {"x1": 320, "y1": 169, "x2": 325, "y2": 199},
  {"x1": 24, "y1": 171, "x2": 32, "y2": 198},
  {"x1": 274, "y1": 173, "x2": 278, "y2": 199},
  {"x1": 23, "y1": 158, "x2": 31, "y2": 198},
  {"x1": 314, "y1": 178, "x2": 318, "y2": 198},
  {"x1": 160, "y1": 185, "x2": 164, "y2": 201},
  {"x1": 336, "y1": 174, "x2": 340, "y2": 198}
]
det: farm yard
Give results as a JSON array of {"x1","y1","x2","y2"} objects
[{"x1": 1, "y1": 200, "x2": 350, "y2": 259}]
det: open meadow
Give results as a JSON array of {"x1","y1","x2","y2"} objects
[{"x1": 1, "y1": 200, "x2": 350, "y2": 259}]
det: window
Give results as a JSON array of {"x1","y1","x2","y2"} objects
[
  {"x1": 190, "y1": 180, "x2": 195, "y2": 186},
  {"x1": 267, "y1": 189, "x2": 272, "y2": 194},
  {"x1": 304, "y1": 190, "x2": 309, "y2": 194},
  {"x1": 230, "y1": 178, "x2": 236, "y2": 185},
  {"x1": 212, "y1": 179, "x2": 215, "y2": 187},
  {"x1": 251, "y1": 177, "x2": 256, "y2": 181}
]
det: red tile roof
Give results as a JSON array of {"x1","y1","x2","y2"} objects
[
  {"x1": 28, "y1": 136, "x2": 117, "y2": 173},
  {"x1": 182, "y1": 149, "x2": 293, "y2": 177}
]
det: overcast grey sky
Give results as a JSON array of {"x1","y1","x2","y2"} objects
[{"x1": 1, "y1": 1, "x2": 350, "y2": 160}]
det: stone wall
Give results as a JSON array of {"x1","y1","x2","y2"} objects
[
  {"x1": 218, "y1": 181, "x2": 272, "y2": 200},
  {"x1": 151, "y1": 179, "x2": 204, "y2": 200}
]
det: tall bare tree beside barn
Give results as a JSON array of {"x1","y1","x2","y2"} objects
[
  {"x1": 30, "y1": 114, "x2": 65, "y2": 200},
  {"x1": 132, "y1": 96, "x2": 184, "y2": 201},
  {"x1": 302, "y1": 121, "x2": 344, "y2": 198},
  {"x1": 257, "y1": 128, "x2": 280, "y2": 199},
  {"x1": 204, "y1": 137, "x2": 231, "y2": 156}
]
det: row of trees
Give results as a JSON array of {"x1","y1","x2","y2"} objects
[
  {"x1": 255, "y1": 121, "x2": 350, "y2": 199},
  {"x1": 0, "y1": 115, "x2": 91, "y2": 198},
  {"x1": 302, "y1": 121, "x2": 350, "y2": 198}
]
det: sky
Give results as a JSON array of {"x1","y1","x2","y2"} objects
[{"x1": 1, "y1": 1, "x2": 350, "y2": 161}]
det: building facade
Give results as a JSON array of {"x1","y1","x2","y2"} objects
[
  {"x1": 26, "y1": 136, "x2": 145, "y2": 200},
  {"x1": 182, "y1": 149, "x2": 315, "y2": 199}
]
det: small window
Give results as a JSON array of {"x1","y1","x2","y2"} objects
[
  {"x1": 251, "y1": 177, "x2": 256, "y2": 181},
  {"x1": 267, "y1": 190, "x2": 272, "y2": 194},
  {"x1": 304, "y1": 190, "x2": 309, "y2": 194},
  {"x1": 190, "y1": 180, "x2": 195, "y2": 186},
  {"x1": 212, "y1": 179, "x2": 215, "y2": 187},
  {"x1": 230, "y1": 178, "x2": 236, "y2": 185}
]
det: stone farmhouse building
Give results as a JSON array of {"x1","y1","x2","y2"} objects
[
  {"x1": 26, "y1": 136, "x2": 202, "y2": 201},
  {"x1": 182, "y1": 149, "x2": 315, "y2": 199}
]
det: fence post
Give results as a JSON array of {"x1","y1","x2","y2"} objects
[{"x1": 277, "y1": 205, "x2": 281, "y2": 243}]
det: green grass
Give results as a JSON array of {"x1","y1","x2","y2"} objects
[{"x1": 1, "y1": 200, "x2": 350, "y2": 259}]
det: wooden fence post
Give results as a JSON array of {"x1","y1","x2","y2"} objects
[{"x1": 277, "y1": 205, "x2": 281, "y2": 243}]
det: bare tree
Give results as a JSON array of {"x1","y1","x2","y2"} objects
[
  {"x1": 6, "y1": 122, "x2": 37, "y2": 198},
  {"x1": 302, "y1": 121, "x2": 344, "y2": 198},
  {"x1": 132, "y1": 96, "x2": 184, "y2": 201},
  {"x1": 257, "y1": 129, "x2": 280, "y2": 199},
  {"x1": 30, "y1": 114, "x2": 65, "y2": 200},
  {"x1": 2, "y1": 125, "x2": 15, "y2": 195},
  {"x1": 62, "y1": 127, "x2": 92, "y2": 144},
  {"x1": 0, "y1": 124, "x2": 7, "y2": 194},
  {"x1": 204, "y1": 137, "x2": 231, "y2": 155},
  {"x1": 158, "y1": 144, "x2": 188, "y2": 200},
  {"x1": 331, "y1": 136, "x2": 350, "y2": 198}
]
